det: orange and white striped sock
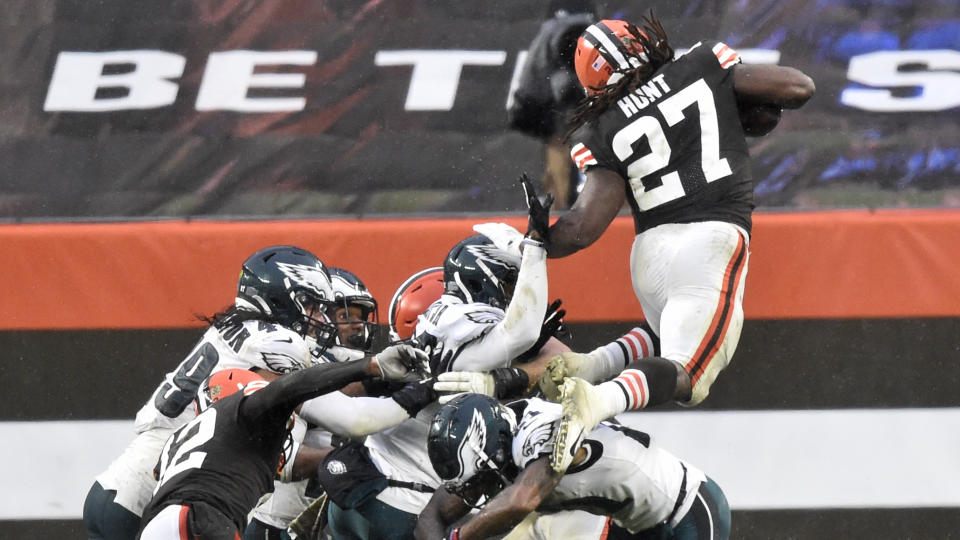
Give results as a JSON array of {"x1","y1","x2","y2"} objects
[
  {"x1": 594, "y1": 368, "x2": 651, "y2": 416},
  {"x1": 587, "y1": 327, "x2": 658, "y2": 383}
]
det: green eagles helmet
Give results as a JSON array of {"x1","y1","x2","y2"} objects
[
  {"x1": 427, "y1": 393, "x2": 518, "y2": 506},
  {"x1": 328, "y1": 267, "x2": 379, "y2": 351},
  {"x1": 237, "y1": 245, "x2": 337, "y2": 350},
  {"x1": 443, "y1": 235, "x2": 520, "y2": 310}
]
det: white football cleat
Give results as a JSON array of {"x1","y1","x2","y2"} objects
[{"x1": 551, "y1": 377, "x2": 608, "y2": 473}]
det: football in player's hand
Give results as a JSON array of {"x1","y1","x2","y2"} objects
[{"x1": 738, "y1": 103, "x2": 782, "y2": 137}]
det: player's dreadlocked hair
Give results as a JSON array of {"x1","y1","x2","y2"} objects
[
  {"x1": 197, "y1": 304, "x2": 282, "y2": 330},
  {"x1": 564, "y1": 10, "x2": 674, "y2": 141}
]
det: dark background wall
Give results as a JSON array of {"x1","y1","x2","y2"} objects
[{"x1": 4, "y1": 318, "x2": 960, "y2": 423}]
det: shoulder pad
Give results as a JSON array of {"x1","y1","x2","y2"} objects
[
  {"x1": 511, "y1": 398, "x2": 561, "y2": 470},
  {"x1": 683, "y1": 39, "x2": 740, "y2": 70},
  {"x1": 240, "y1": 321, "x2": 312, "y2": 374},
  {"x1": 417, "y1": 297, "x2": 505, "y2": 345}
]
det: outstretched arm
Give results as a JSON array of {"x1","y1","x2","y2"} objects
[
  {"x1": 733, "y1": 64, "x2": 815, "y2": 109},
  {"x1": 457, "y1": 457, "x2": 562, "y2": 540},
  {"x1": 241, "y1": 358, "x2": 379, "y2": 427},
  {"x1": 299, "y1": 392, "x2": 412, "y2": 438},
  {"x1": 448, "y1": 243, "x2": 549, "y2": 372},
  {"x1": 241, "y1": 344, "x2": 426, "y2": 427},
  {"x1": 546, "y1": 168, "x2": 626, "y2": 258}
]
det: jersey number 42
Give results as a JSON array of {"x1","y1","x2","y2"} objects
[{"x1": 155, "y1": 409, "x2": 217, "y2": 489}]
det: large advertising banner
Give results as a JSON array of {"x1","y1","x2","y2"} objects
[{"x1": 3, "y1": 1, "x2": 959, "y2": 218}]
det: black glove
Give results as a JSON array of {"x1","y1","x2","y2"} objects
[
  {"x1": 490, "y1": 367, "x2": 531, "y2": 400},
  {"x1": 520, "y1": 173, "x2": 553, "y2": 247},
  {"x1": 361, "y1": 378, "x2": 407, "y2": 397},
  {"x1": 516, "y1": 298, "x2": 567, "y2": 362},
  {"x1": 391, "y1": 378, "x2": 438, "y2": 417}
]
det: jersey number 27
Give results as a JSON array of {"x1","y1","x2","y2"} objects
[{"x1": 613, "y1": 78, "x2": 732, "y2": 210}]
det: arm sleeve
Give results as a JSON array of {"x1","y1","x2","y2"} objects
[
  {"x1": 298, "y1": 392, "x2": 410, "y2": 438},
  {"x1": 568, "y1": 125, "x2": 622, "y2": 177},
  {"x1": 450, "y1": 246, "x2": 548, "y2": 372},
  {"x1": 239, "y1": 358, "x2": 372, "y2": 427}
]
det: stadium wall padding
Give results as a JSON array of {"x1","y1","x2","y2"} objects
[
  {"x1": 4, "y1": 212, "x2": 959, "y2": 536},
  {"x1": 3, "y1": 209, "x2": 960, "y2": 331}
]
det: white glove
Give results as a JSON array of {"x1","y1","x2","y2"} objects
[
  {"x1": 375, "y1": 344, "x2": 430, "y2": 382},
  {"x1": 434, "y1": 371, "x2": 496, "y2": 403},
  {"x1": 472, "y1": 222, "x2": 524, "y2": 261}
]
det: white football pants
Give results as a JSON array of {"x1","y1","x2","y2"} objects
[{"x1": 630, "y1": 221, "x2": 750, "y2": 406}]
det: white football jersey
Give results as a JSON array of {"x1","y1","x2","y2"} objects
[
  {"x1": 416, "y1": 295, "x2": 536, "y2": 373},
  {"x1": 510, "y1": 398, "x2": 705, "y2": 533},
  {"x1": 96, "y1": 318, "x2": 314, "y2": 515},
  {"x1": 364, "y1": 402, "x2": 443, "y2": 514},
  {"x1": 135, "y1": 320, "x2": 313, "y2": 432},
  {"x1": 363, "y1": 245, "x2": 549, "y2": 515}
]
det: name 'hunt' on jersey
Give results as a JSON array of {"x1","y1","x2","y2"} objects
[{"x1": 570, "y1": 40, "x2": 755, "y2": 235}]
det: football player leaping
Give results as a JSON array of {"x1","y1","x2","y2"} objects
[{"x1": 528, "y1": 12, "x2": 815, "y2": 472}]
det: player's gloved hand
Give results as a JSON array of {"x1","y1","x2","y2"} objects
[
  {"x1": 538, "y1": 351, "x2": 592, "y2": 401},
  {"x1": 520, "y1": 173, "x2": 553, "y2": 248},
  {"x1": 472, "y1": 222, "x2": 524, "y2": 261},
  {"x1": 517, "y1": 298, "x2": 567, "y2": 362},
  {"x1": 435, "y1": 371, "x2": 495, "y2": 403},
  {"x1": 374, "y1": 344, "x2": 430, "y2": 382},
  {"x1": 391, "y1": 378, "x2": 438, "y2": 417},
  {"x1": 435, "y1": 368, "x2": 530, "y2": 403}
]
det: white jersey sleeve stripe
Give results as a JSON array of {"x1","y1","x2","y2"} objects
[
  {"x1": 712, "y1": 42, "x2": 741, "y2": 69},
  {"x1": 570, "y1": 143, "x2": 598, "y2": 172}
]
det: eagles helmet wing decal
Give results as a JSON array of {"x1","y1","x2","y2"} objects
[
  {"x1": 276, "y1": 262, "x2": 331, "y2": 298},
  {"x1": 464, "y1": 244, "x2": 521, "y2": 270},
  {"x1": 455, "y1": 408, "x2": 489, "y2": 482}
]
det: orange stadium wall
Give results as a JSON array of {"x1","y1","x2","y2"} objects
[{"x1": 3, "y1": 208, "x2": 960, "y2": 330}]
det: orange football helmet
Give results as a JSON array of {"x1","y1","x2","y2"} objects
[
  {"x1": 388, "y1": 267, "x2": 445, "y2": 340},
  {"x1": 574, "y1": 19, "x2": 647, "y2": 95},
  {"x1": 206, "y1": 369, "x2": 268, "y2": 404}
]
